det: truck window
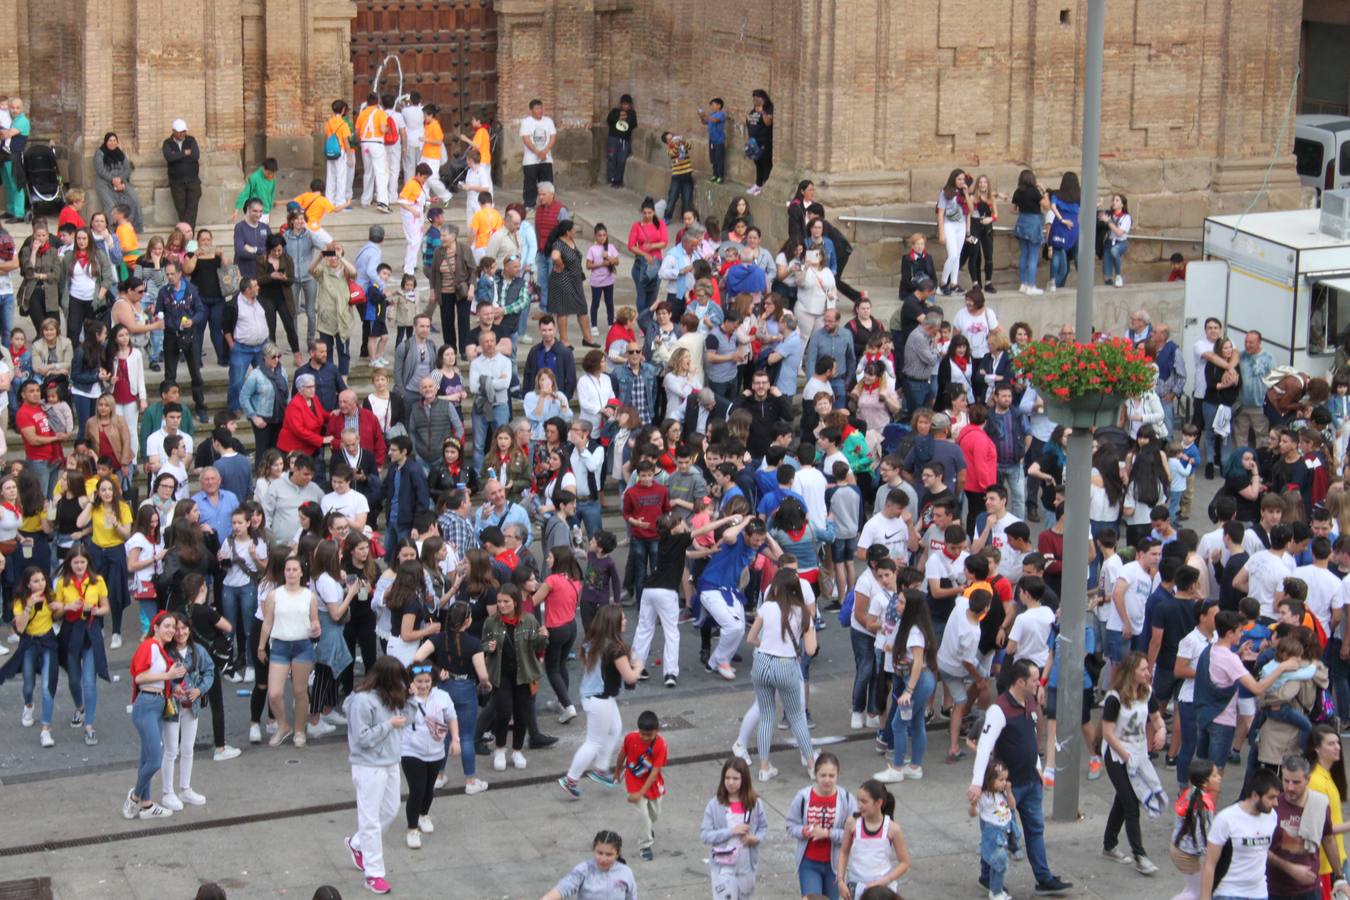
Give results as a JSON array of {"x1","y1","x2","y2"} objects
[
  {"x1": 1295, "y1": 137, "x2": 1325, "y2": 178},
  {"x1": 1309, "y1": 282, "x2": 1350, "y2": 355},
  {"x1": 1341, "y1": 140, "x2": 1350, "y2": 177}
]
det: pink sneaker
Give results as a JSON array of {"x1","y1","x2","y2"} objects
[
  {"x1": 365, "y1": 876, "x2": 391, "y2": 895},
  {"x1": 345, "y1": 836, "x2": 364, "y2": 872}
]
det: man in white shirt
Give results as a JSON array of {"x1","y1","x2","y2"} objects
[
  {"x1": 936, "y1": 589, "x2": 989, "y2": 761},
  {"x1": 1191, "y1": 316, "x2": 1221, "y2": 476},
  {"x1": 856, "y1": 491, "x2": 916, "y2": 563},
  {"x1": 384, "y1": 100, "x2": 407, "y2": 202},
  {"x1": 1233, "y1": 524, "x2": 1297, "y2": 621},
  {"x1": 321, "y1": 463, "x2": 370, "y2": 531},
  {"x1": 568, "y1": 419, "x2": 605, "y2": 538},
  {"x1": 520, "y1": 99, "x2": 557, "y2": 209},
  {"x1": 791, "y1": 448, "x2": 829, "y2": 531},
  {"x1": 400, "y1": 93, "x2": 424, "y2": 183},
  {"x1": 1110, "y1": 537, "x2": 1161, "y2": 656},
  {"x1": 467, "y1": 328, "x2": 512, "y2": 472},
  {"x1": 1173, "y1": 599, "x2": 1218, "y2": 790},
  {"x1": 1196, "y1": 495, "x2": 1239, "y2": 602},
  {"x1": 1293, "y1": 535, "x2": 1339, "y2": 636},
  {"x1": 145, "y1": 403, "x2": 195, "y2": 477},
  {"x1": 971, "y1": 484, "x2": 1021, "y2": 556},
  {"x1": 1005, "y1": 576, "x2": 1055, "y2": 667}
]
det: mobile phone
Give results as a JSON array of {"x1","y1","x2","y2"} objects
[{"x1": 322, "y1": 249, "x2": 336, "y2": 257}]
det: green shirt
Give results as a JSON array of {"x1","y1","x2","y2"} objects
[{"x1": 234, "y1": 167, "x2": 277, "y2": 213}]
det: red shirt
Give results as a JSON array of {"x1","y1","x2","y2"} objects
[
  {"x1": 622, "y1": 482, "x2": 669, "y2": 540},
  {"x1": 803, "y1": 789, "x2": 838, "y2": 862},
  {"x1": 17, "y1": 402, "x2": 62, "y2": 462},
  {"x1": 620, "y1": 731, "x2": 667, "y2": 798},
  {"x1": 58, "y1": 206, "x2": 87, "y2": 231}
]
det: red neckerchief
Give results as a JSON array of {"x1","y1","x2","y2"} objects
[
  {"x1": 494, "y1": 450, "x2": 511, "y2": 471},
  {"x1": 860, "y1": 380, "x2": 880, "y2": 394},
  {"x1": 787, "y1": 525, "x2": 808, "y2": 542},
  {"x1": 1, "y1": 500, "x2": 20, "y2": 519},
  {"x1": 500, "y1": 614, "x2": 520, "y2": 627},
  {"x1": 908, "y1": 250, "x2": 926, "y2": 261},
  {"x1": 943, "y1": 548, "x2": 962, "y2": 561},
  {"x1": 447, "y1": 460, "x2": 460, "y2": 478},
  {"x1": 75, "y1": 250, "x2": 91, "y2": 267},
  {"x1": 953, "y1": 355, "x2": 970, "y2": 372},
  {"x1": 35, "y1": 242, "x2": 49, "y2": 257}
]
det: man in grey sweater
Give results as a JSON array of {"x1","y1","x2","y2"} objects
[
  {"x1": 261, "y1": 454, "x2": 325, "y2": 547},
  {"x1": 902, "y1": 310, "x2": 941, "y2": 413}
]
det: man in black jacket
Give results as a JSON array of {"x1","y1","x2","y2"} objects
[
  {"x1": 521, "y1": 315, "x2": 577, "y2": 398},
  {"x1": 735, "y1": 369, "x2": 793, "y2": 463},
  {"x1": 162, "y1": 118, "x2": 202, "y2": 227},
  {"x1": 682, "y1": 387, "x2": 730, "y2": 441},
  {"x1": 381, "y1": 435, "x2": 430, "y2": 561}
]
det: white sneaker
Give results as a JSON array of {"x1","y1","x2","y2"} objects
[
  {"x1": 39, "y1": 729, "x2": 54, "y2": 748},
  {"x1": 1134, "y1": 854, "x2": 1158, "y2": 875},
  {"x1": 248, "y1": 723, "x2": 262, "y2": 744},
  {"x1": 225, "y1": 670, "x2": 243, "y2": 684},
  {"x1": 873, "y1": 766, "x2": 905, "y2": 783},
  {"x1": 901, "y1": 764, "x2": 924, "y2": 781},
  {"x1": 244, "y1": 667, "x2": 256, "y2": 682},
  {"x1": 160, "y1": 793, "x2": 184, "y2": 811},
  {"x1": 417, "y1": 815, "x2": 434, "y2": 833},
  {"x1": 213, "y1": 745, "x2": 242, "y2": 762},
  {"x1": 558, "y1": 705, "x2": 578, "y2": 724},
  {"x1": 0, "y1": 643, "x2": 9, "y2": 656},
  {"x1": 989, "y1": 891, "x2": 1012, "y2": 900},
  {"x1": 138, "y1": 802, "x2": 172, "y2": 819},
  {"x1": 1019, "y1": 284, "x2": 1029, "y2": 294},
  {"x1": 1115, "y1": 275, "x2": 1125, "y2": 287},
  {"x1": 434, "y1": 772, "x2": 448, "y2": 791},
  {"x1": 465, "y1": 778, "x2": 490, "y2": 795},
  {"x1": 110, "y1": 634, "x2": 123, "y2": 650},
  {"x1": 511, "y1": 750, "x2": 527, "y2": 769},
  {"x1": 21, "y1": 706, "x2": 34, "y2": 727},
  {"x1": 757, "y1": 764, "x2": 779, "y2": 782},
  {"x1": 405, "y1": 829, "x2": 422, "y2": 850},
  {"x1": 492, "y1": 749, "x2": 507, "y2": 771},
  {"x1": 122, "y1": 789, "x2": 139, "y2": 820},
  {"x1": 850, "y1": 712, "x2": 864, "y2": 730},
  {"x1": 7, "y1": 633, "x2": 19, "y2": 644},
  {"x1": 1047, "y1": 281, "x2": 1057, "y2": 293},
  {"x1": 731, "y1": 741, "x2": 752, "y2": 764},
  {"x1": 180, "y1": 788, "x2": 206, "y2": 806},
  {"x1": 1026, "y1": 285, "x2": 1044, "y2": 295},
  {"x1": 864, "y1": 714, "x2": 881, "y2": 728},
  {"x1": 324, "y1": 710, "x2": 348, "y2": 726},
  {"x1": 307, "y1": 720, "x2": 337, "y2": 738},
  {"x1": 266, "y1": 721, "x2": 278, "y2": 735}
]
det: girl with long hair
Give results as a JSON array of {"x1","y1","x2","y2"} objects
[
  {"x1": 123, "y1": 611, "x2": 186, "y2": 820},
  {"x1": 456, "y1": 546, "x2": 500, "y2": 637},
  {"x1": 54, "y1": 544, "x2": 111, "y2": 746},
  {"x1": 69, "y1": 320, "x2": 109, "y2": 441},
  {"x1": 543, "y1": 830, "x2": 637, "y2": 900},
  {"x1": 386, "y1": 559, "x2": 438, "y2": 668},
  {"x1": 875, "y1": 588, "x2": 938, "y2": 783},
  {"x1": 936, "y1": 333, "x2": 975, "y2": 411},
  {"x1": 1047, "y1": 171, "x2": 1082, "y2": 291},
  {"x1": 340, "y1": 532, "x2": 380, "y2": 697},
  {"x1": 746, "y1": 567, "x2": 818, "y2": 782},
  {"x1": 1170, "y1": 758, "x2": 1220, "y2": 900},
  {"x1": 535, "y1": 446, "x2": 577, "y2": 518},
  {"x1": 427, "y1": 436, "x2": 478, "y2": 498},
  {"x1": 105, "y1": 324, "x2": 146, "y2": 470},
  {"x1": 1123, "y1": 427, "x2": 1170, "y2": 546},
  {"x1": 247, "y1": 546, "x2": 291, "y2": 744},
  {"x1": 556, "y1": 603, "x2": 639, "y2": 798},
  {"x1": 342, "y1": 655, "x2": 411, "y2": 896},
  {"x1": 745, "y1": 88, "x2": 774, "y2": 193},
  {"x1": 162, "y1": 498, "x2": 211, "y2": 612},
  {"x1": 399, "y1": 659, "x2": 459, "y2": 850},
  {"x1": 217, "y1": 508, "x2": 266, "y2": 681},
  {"x1": 0, "y1": 566, "x2": 64, "y2": 748},
  {"x1": 257, "y1": 555, "x2": 320, "y2": 747},
  {"x1": 482, "y1": 585, "x2": 549, "y2": 771},
  {"x1": 699, "y1": 757, "x2": 769, "y2": 898},
  {"x1": 965, "y1": 174, "x2": 999, "y2": 292},
  {"x1": 1100, "y1": 651, "x2": 1164, "y2": 874},
  {"x1": 536, "y1": 544, "x2": 585, "y2": 722},
  {"x1": 1306, "y1": 723, "x2": 1348, "y2": 897},
  {"x1": 76, "y1": 475, "x2": 133, "y2": 642},
  {"x1": 252, "y1": 449, "x2": 286, "y2": 506},
  {"x1": 837, "y1": 779, "x2": 910, "y2": 898},
  {"x1": 413, "y1": 599, "x2": 491, "y2": 796},
  {"x1": 547, "y1": 219, "x2": 594, "y2": 348},
  {"x1": 160, "y1": 604, "x2": 214, "y2": 810},
  {"x1": 786, "y1": 752, "x2": 856, "y2": 900},
  {"x1": 482, "y1": 424, "x2": 531, "y2": 501},
  {"x1": 306, "y1": 539, "x2": 358, "y2": 739},
  {"x1": 935, "y1": 168, "x2": 970, "y2": 295}
]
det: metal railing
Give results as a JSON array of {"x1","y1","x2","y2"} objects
[{"x1": 838, "y1": 215, "x2": 1204, "y2": 245}]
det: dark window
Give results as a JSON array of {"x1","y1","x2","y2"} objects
[{"x1": 1295, "y1": 137, "x2": 1325, "y2": 178}]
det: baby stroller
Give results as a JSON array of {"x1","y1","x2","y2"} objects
[{"x1": 22, "y1": 142, "x2": 64, "y2": 221}]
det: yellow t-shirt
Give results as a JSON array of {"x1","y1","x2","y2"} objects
[
  {"x1": 117, "y1": 222, "x2": 141, "y2": 262},
  {"x1": 399, "y1": 179, "x2": 424, "y2": 204},
  {"x1": 90, "y1": 501, "x2": 132, "y2": 548},
  {"x1": 468, "y1": 207, "x2": 503, "y2": 250},
  {"x1": 293, "y1": 191, "x2": 335, "y2": 230},
  {"x1": 325, "y1": 115, "x2": 352, "y2": 153},
  {"x1": 421, "y1": 120, "x2": 444, "y2": 161},
  {"x1": 472, "y1": 125, "x2": 491, "y2": 166},
  {"x1": 1310, "y1": 764, "x2": 1345, "y2": 875},
  {"x1": 356, "y1": 106, "x2": 388, "y2": 143},
  {"x1": 54, "y1": 575, "x2": 108, "y2": 621},
  {"x1": 13, "y1": 597, "x2": 53, "y2": 636}
]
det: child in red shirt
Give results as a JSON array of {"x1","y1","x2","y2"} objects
[{"x1": 613, "y1": 709, "x2": 667, "y2": 861}]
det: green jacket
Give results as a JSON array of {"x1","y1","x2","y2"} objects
[
  {"x1": 235, "y1": 167, "x2": 277, "y2": 213},
  {"x1": 482, "y1": 612, "x2": 547, "y2": 687}
]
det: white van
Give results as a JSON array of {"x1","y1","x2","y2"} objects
[{"x1": 1294, "y1": 114, "x2": 1350, "y2": 198}]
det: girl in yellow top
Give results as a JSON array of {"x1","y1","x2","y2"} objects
[
  {"x1": 54, "y1": 544, "x2": 111, "y2": 746},
  {"x1": 1307, "y1": 724, "x2": 1350, "y2": 893},
  {"x1": 77, "y1": 476, "x2": 133, "y2": 647},
  {"x1": 0, "y1": 567, "x2": 63, "y2": 746}
]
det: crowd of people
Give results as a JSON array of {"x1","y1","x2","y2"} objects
[{"x1": 0, "y1": 86, "x2": 1346, "y2": 900}]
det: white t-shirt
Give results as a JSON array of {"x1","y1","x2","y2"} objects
[
  {"x1": 977, "y1": 511, "x2": 1020, "y2": 554},
  {"x1": 1008, "y1": 605, "x2": 1055, "y2": 667},
  {"x1": 1111, "y1": 561, "x2": 1159, "y2": 633},
  {"x1": 756, "y1": 600, "x2": 805, "y2": 658},
  {"x1": 1176, "y1": 627, "x2": 1215, "y2": 703},
  {"x1": 315, "y1": 572, "x2": 344, "y2": 614},
  {"x1": 146, "y1": 428, "x2": 194, "y2": 465},
  {"x1": 857, "y1": 513, "x2": 910, "y2": 562},
  {"x1": 520, "y1": 114, "x2": 557, "y2": 165},
  {"x1": 1191, "y1": 337, "x2": 1215, "y2": 399},
  {"x1": 1196, "y1": 527, "x2": 1226, "y2": 602},
  {"x1": 792, "y1": 467, "x2": 829, "y2": 530},
  {"x1": 926, "y1": 549, "x2": 969, "y2": 594},
  {"x1": 803, "y1": 377, "x2": 832, "y2": 404},
  {"x1": 937, "y1": 597, "x2": 980, "y2": 677},
  {"x1": 1097, "y1": 553, "x2": 1124, "y2": 623},
  {"x1": 1338, "y1": 575, "x2": 1350, "y2": 639},
  {"x1": 872, "y1": 588, "x2": 901, "y2": 660},
  {"x1": 953, "y1": 307, "x2": 999, "y2": 360},
  {"x1": 125, "y1": 532, "x2": 161, "y2": 591},
  {"x1": 321, "y1": 489, "x2": 370, "y2": 521},
  {"x1": 1293, "y1": 563, "x2": 1339, "y2": 636},
  {"x1": 1242, "y1": 549, "x2": 1296, "y2": 620},
  {"x1": 850, "y1": 568, "x2": 879, "y2": 635},
  {"x1": 220, "y1": 535, "x2": 265, "y2": 588},
  {"x1": 1206, "y1": 805, "x2": 1276, "y2": 900}
]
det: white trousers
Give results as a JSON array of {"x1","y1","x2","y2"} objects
[
  {"x1": 385, "y1": 138, "x2": 404, "y2": 201},
  {"x1": 420, "y1": 159, "x2": 452, "y2": 203},
  {"x1": 941, "y1": 219, "x2": 966, "y2": 286},
  {"x1": 117, "y1": 401, "x2": 139, "y2": 464},
  {"x1": 401, "y1": 212, "x2": 422, "y2": 276},
  {"x1": 360, "y1": 144, "x2": 390, "y2": 206},
  {"x1": 701, "y1": 591, "x2": 745, "y2": 669},
  {"x1": 344, "y1": 150, "x2": 357, "y2": 202},
  {"x1": 326, "y1": 155, "x2": 349, "y2": 206},
  {"x1": 160, "y1": 708, "x2": 199, "y2": 797},
  {"x1": 565, "y1": 695, "x2": 624, "y2": 782},
  {"x1": 633, "y1": 587, "x2": 680, "y2": 677},
  {"x1": 710, "y1": 858, "x2": 757, "y2": 899},
  {"x1": 402, "y1": 140, "x2": 422, "y2": 184},
  {"x1": 350, "y1": 762, "x2": 401, "y2": 878}
]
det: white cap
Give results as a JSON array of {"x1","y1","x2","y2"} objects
[{"x1": 171, "y1": 118, "x2": 187, "y2": 132}]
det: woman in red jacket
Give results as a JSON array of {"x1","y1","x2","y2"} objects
[
  {"x1": 277, "y1": 373, "x2": 327, "y2": 457},
  {"x1": 956, "y1": 403, "x2": 999, "y2": 536}
]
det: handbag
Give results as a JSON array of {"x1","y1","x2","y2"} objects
[
  {"x1": 347, "y1": 279, "x2": 367, "y2": 307},
  {"x1": 217, "y1": 263, "x2": 242, "y2": 299},
  {"x1": 162, "y1": 691, "x2": 179, "y2": 720},
  {"x1": 1211, "y1": 404, "x2": 1233, "y2": 439}
]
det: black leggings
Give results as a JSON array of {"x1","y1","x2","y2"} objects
[
  {"x1": 261, "y1": 293, "x2": 300, "y2": 354},
  {"x1": 401, "y1": 756, "x2": 439, "y2": 828},
  {"x1": 249, "y1": 625, "x2": 270, "y2": 724},
  {"x1": 753, "y1": 146, "x2": 773, "y2": 188},
  {"x1": 342, "y1": 609, "x2": 379, "y2": 696},
  {"x1": 964, "y1": 226, "x2": 994, "y2": 283},
  {"x1": 206, "y1": 668, "x2": 226, "y2": 749},
  {"x1": 1103, "y1": 753, "x2": 1144, "y2": 856},
  {"x1": 492, "y1": 678, "x2": 532, "y2": 750},
  {"x1": 440, "y1": 292, "x2": 471, "y2": 356},
  {"x1": 164, "y1": 329, "x2": 206, "y2": 411},
  {"x1": 544, "y1": 620, "x2": 577, "y2": 709}
]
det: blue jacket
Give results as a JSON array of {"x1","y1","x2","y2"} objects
[
  {"x1": 611, "y1": 362, "x2": 661, "y2": 415},
  {"x1": 382, "y1": 459, "x2": 431, "y2": 532},
  {"x1": 240, "y1": 364, "x2": 288, "y2": 422},
  {"x1": 158, "y1": 279, "x2": 206, "y2": 335}
]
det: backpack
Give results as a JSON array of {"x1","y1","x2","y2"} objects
[
  {"x1": 347, "y1": 279, "x2": 366, "y2": 307},
  {"x1": 837, "y1": 588, "x2": 856, "y2": 628},
  {"x1": 324, "y1": 132, "x2": 342, "y2": 161},
  {"x1": 383, "y1": 115, "x2": 399, "y2": 146}
]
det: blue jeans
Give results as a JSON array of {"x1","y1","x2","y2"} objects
[
  {"x1": 536, "y1": 251, "x2": 551, "y2": 313},
  {"x1": 576, "y1": 499, "x2": 602, "y2": 538},
  {"x1": 221, "y1": 582, "x2": 258, "y2": 657},
  {"x1": 1201, "y1": 401, "x2": 1227, "y2": 470},
  {"x1": 891, "y1": 667, "x2": 936, "y2": 768},
  {"x1": 319, "y1": 332, "x2": 350, "y2": 377},
  {"x1": 605, "y1": 136, "x2": 631, "y2": 186},
  {"x1": 73, "y1": 393, "x2": 95, "y2": 440},
  {"x1": 67, "y1": 643, "x2": 99, "y2": 727},
  {"x1": 21, "y1": 640, "x2": 57, "y2": 726},
  {"x1": 132, "y1": 690, "x2": 164, "y2": 800},
  {"x1": 980, "y1": 819, "x2": 1011, "y2": 895},
  {"x1": 472, "y1": 403, "x2": 510, "y2": 473},
  {"x1": 903, "y1": 377, "x2": 935, "y2": 415},
  {"x1": 1014, "y1": 213, "x2": 1043, "y2": 286},
  {"x1": 797, "y1": 858, "x2": 839, "y2": 900},
  {"x1": 1050, "y1": 245, "x2": 1077, "y2": 288},
  {"x1": 849, "y1": 627, "x2": 877, "y2": 714},
  {"x1": 1102, "y1": 240, "x2": 1128, "y2": 281},
  {"x1": 1175, "y1": 700, "x2": 1197, "y2": 791},
  {"x1": 1105, "y1": 629, "x2": 1126, "y2": 665},
  {"x1": 0, "y1": 293, "x2": 13, "y2": 353},
  {"x1": 227, "y1": 341, "x2": 265, "y2": 412},
  {"x1": 710, "y1": 143, "x2": 727, "y2": 180},
  {"x1": 444, "y1": 677, "x2": 479, "y2": 778},
  {"x1": 629, "y1": 537, "x2": 657, "y2": 600},
  {"x1": 1159, "y1": 398, "x2": 1176, "y2": 444},
  {"x1": 1195, "y1": 718, "x2": 1236, "y2": 769},
  {"x1": 997, "y1": 463, "x2": 1026, "y2": 519},
  {"x1": 1010, "y1": 779, "x2": 1053, "y2": 885},
  {"x1": 631, "y1": 258, "x2": 660, "y2": 337}
]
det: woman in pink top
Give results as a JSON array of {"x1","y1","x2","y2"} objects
[
  {"x1": 585, "y1": 223, "x2": 621, "y2": 330},
  {"x1": 626, "y1": 199, "x2": 668, "y2": 331},
  {"x1": 534, "y1": 546, "x2": 585, "y2": 722}
]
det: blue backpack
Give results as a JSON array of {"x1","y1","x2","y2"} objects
[
  {"x1": 837, "y1": 589, "x2": 856, "y2": 628},
  {"x1": 324, "y1": 132, "x2": 342, "y2": 161}
]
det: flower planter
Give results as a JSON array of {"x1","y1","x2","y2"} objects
[{"x1": 1042, "y1": 392, "x2": 1123, "y2": 429}]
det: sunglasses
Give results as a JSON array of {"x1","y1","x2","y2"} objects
[{"x1": 410, "y1": 664, "x2": 433, "y2": 675}]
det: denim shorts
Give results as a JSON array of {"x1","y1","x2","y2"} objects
[
  {"x1": 830, "y1": 537, "x2": 858, "y2": 564},
  {"x1": 941, "y1": 672, "x2": 972, "y2": 705},
  {"x1": 268, "y1": 637, "x2": 315, "y2": 665}
]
